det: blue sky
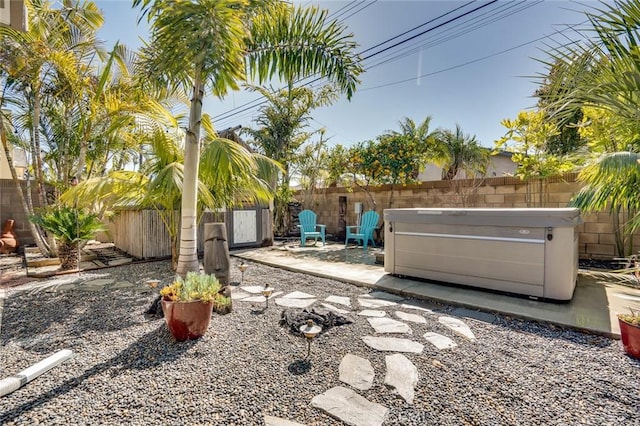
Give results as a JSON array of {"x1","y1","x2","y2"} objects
[{"x1": 97, "y1": 1, "x2": 598, "y2": 148}]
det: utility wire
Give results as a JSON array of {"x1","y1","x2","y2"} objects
[
  {"x1": 367, "y1": 0, "x2": 541, "y2": 71},
  {"x1": 360, "y1": 20, "x2": 589, "y2": 92},
  {"x1": 214, "y1": 1, "x2": 494, "y2": 123}
]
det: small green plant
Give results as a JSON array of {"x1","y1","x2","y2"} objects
[
  {"x1": 160, "y1": 271, "x2": 222, "y2": 303},
  {"x1": 30, "y1": 206, "x2": 105, "y2": 245},
  {"x1": 618, "y1": 307, "x2": 640, "y2": 326},
  {"x1": 30, "y1": 206, "x2": 105, "y2": 270}
]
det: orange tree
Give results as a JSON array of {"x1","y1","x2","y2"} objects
[{"x1": 344, "y1": 132, "x2": 429, "y2": 211}]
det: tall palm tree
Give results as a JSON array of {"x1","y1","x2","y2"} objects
[
  {"x1": 0, "y1": 0, "x2": 104, "y2": 255},
  {"x1": 62, "y1": 114, "x2": 279, "y2": 269},
  {"x1": 396, "y1": 116, "x2": 435, "y2": 147},
  {"x1": 243, "y1": 84, "x2": 337, "y2": 235},
  {"x1": 134, "y1": 0, "x2": 363, "y2": 276}
]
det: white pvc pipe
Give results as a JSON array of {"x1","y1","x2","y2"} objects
[{"x1": 0, "y1": 349, "x2": 73, "y2": 397}]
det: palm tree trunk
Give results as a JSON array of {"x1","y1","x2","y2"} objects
[
  {"x1": 31, "y1": 90, "x2": 48, "y2": 208},
  {"x1": 176, "y1": 73, "x2": 204, "y2": 276},
  {"x1": 58, "y1": 241, "x2": 80, "y2": 270},
  {"x1": 0, "y1": 112, "x2": 51, "y2": 255}
]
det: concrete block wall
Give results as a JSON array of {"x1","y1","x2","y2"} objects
[
  {"x1": 0, "y1": 179, "x2": 37, "y2": 247},
  {"x1": 297, "y1": 173, "x2": 635, "y2": 260}
]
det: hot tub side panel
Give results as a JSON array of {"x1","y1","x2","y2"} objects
[
  {"x1": 384, "y1": 208, "x2": 581, "y2": 301},
  {"x1": 543, "y1": 226, "x2": 578, "y2": 300},
  {"x1": 389, "y1": 221, "x2": 546, "y2": 298}
]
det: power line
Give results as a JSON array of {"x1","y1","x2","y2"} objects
[
  {"x1": 360, "y1": 20, "x2": 589, "y2": 92},
  {"x1": 214, "y1": 1, "x2": 494, "y2": 123}
]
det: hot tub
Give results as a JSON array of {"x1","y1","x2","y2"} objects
[{"x1": 384, "y1": 208, "x2": 582, "y2": 301}]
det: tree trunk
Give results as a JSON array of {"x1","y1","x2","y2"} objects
[
  {"x1": 176, "y1": 72, "x2": 204, "y2": 277},
  {"x1": 0, "y1": 109, "x2": 51, "y2": 255},
  {"x1": 58, "y1": 241, "x2": 80, "y2": 270},
  {"x1": 32, "y1": 90, "x2": 48, "y2": 208}
]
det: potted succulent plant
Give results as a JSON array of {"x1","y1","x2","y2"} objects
[
  {"x1": 30, "y1": 207, "x2": 105, "y2": 270},
  {"x1": 159, "y1": 271, "x2": 232, "y2": 341},
  {"x1": 618, "y1": 308, "x2": 640, "y2": 359}
]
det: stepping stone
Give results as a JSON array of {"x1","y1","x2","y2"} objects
[
  {"x1": 275, "y1": 298, "x2": 316, "y2": 308},
  {"x1": 339, "y1": 354, "x2": 374, "y2": 390},
  {"x1": 362, "y1": 336, "x2": 423, "y2": 353},
  {"x1": 326, "y1": 295, "x2": 351, "y2": 307},
  {"x1": 358, "y1": 310, "x2": 386, "y2": 317},
  {"x1": 423, "y1": 332, "x2": 457, "y2": 350},
  {"x1": 358, "y1": 298, "x2": 397, "y2": 309},
  {"x1": 399, "y1": 301, "x2": 438, "y2": 314},
  {"x1": 310, "y1": 386, "x2": 388, "y2": 426},
  {"x1": 264, "y1": 416, "x2": 306, "y2": 426},
  {"x1": 237, "y1": 290, "x2": 282, "y2": 301},
  {"x1": 438, "y1": 316, "x2": 476, "y2": 340},
  {"x1": 282, "y1": 291, "x2": 316, "y2": 299},
  {"x1": 241, "y1": 285, "x2": 269, "y2": 294},
  {"x1": 82, "y1": 278, "x2": 115, "y2": 289},
  {"x1": 242, "y1": 295, "x2": 268, "y2": 303},
  {"x1": 361, "y1": 291, "x2": 404, "y2": 302},
  {"x1": 451, "y1": 307, "x2": 497, "y2": 324},
  {"x1": 394, "y1": 311, "x2": 426, "y2": 324},
  {"x1": 231, "y1": 291, "x2": 251, "y2": 300},
  {"x1": 111, "y1": 281, "x2": 133, "y2": 289},
  {"x1": 384, "y1": 354, "x2": 418, "y2": 404},
  {"x1": 321, "y1": 303, "x2": 350, "y2": 315},
  {"x1": 367, "y1": 317, "x2": 412, "y2": 334}
]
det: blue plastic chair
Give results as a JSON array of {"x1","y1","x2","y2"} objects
[
  {"x1": 345, "y1": 210, "x2": 379, "y2": 250},
  {"x1": 297, "y1": 210, "x2": 326, "y2": 247}
]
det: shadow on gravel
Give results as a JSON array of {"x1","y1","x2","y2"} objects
[
  {"x1": 0, "y1": 324, "x2": 196, "y2": 424},
  {"x1": 287, "y1": 359, "x2": 311, "y2": 375},
  {"x1": 1, "y1": 290, "x2": 151, "y2": 352}
]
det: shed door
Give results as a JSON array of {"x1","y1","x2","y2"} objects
[{"x1": 230, "y1": 208, "x2": 259, "y2": 247}]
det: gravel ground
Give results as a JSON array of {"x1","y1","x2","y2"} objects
[{"x1": 0, "y1": 259, "x2": 639, "y2": 425}]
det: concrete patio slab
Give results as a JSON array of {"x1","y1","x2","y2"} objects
[{"x1": 233, "y1": 243, "x2": 640, "y2": 338}]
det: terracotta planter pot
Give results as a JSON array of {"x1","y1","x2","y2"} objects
[
  {"x1": 618, "y1": 318, "x2": 640, "y2": 360},
  {"x1": 0, "y1": 219, "x2": 18, "y2": 254},
  {"x1": 161, "y1": 300, "x2": 214, "y2": 342}
]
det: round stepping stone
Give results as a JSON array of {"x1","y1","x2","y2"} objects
[
  {"x1": 325, "y1": 295, "x2": 351, "y2": 307},
  {"x1": 339, "y1": 354, "x2": 374, "y2": 390},
  {"x1": 384, "y1": 354, "x2": 418, "y2": 404},
  {"x1": 321, "y1": 303, "x2": 350, "y2": 315},
  {"x1": 394, "y1": 311, "x2": 426, "y2": 324},
  {"x1": 423, "y1": 332, "x2": 457, "y2": 350},
  {"x1": 438, "y1": 316, "x2": 476, "y2": 340},
  {"x1": 310, "y1": 386, "x2": 388, "y2": 426},
  {"x1": 264, "y1": 416, "x2": 306, "y2": 426},
  {"x1": 358, "y1": 310, "x2": 386, "y2": 317},
  {"x1": 367, "y1": 317, "x2": 412, "y2": 334},
  {"x1": 362, "y1": 336, "x2": 423, "y2": 353}
]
